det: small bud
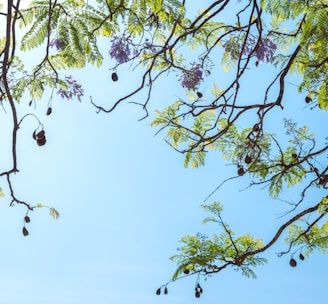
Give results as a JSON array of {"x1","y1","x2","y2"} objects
[
  {"x1": 245, "y1": 155, "x2": 252, "y2": 164},
  {"x1": 164, "y1": 287, "x2": 168, "y2": 295},
  {"x1": 289, "y1": 258, "x2": 297, "y2": 267},
  {"x1": 299, "y1": 253, "x2": 305, "y2": 261},
  {"x1": 22, "y1": 227, "x2": 29, "y2": 236},
  {"x1": 24, "y1": 216, "x2": 30, "y2": 223},
  {"x1": 111, "y1": 72, "x2": 118, "y2": 81},
  {"x1": 46, "y1": 107, "x2": 52, "y2": 115},
  {"x1": 156, "y1": 288, "x2": 161, "y2": 295},
  {"x1": 183, "y1": 269, "x2": 190, "y2": 274}
]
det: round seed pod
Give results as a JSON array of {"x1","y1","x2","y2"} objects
[
  {"x1": 46, "y1": 107, "x2": 52, "y2": 115},
  {"x1": 36, "y1": 130, "x2": 45, "y2": 139},
  {"x1": 164, "y1": 287, "x2": 168, "y2": 295},
  {"x1": 22, "y1": 227, "x2": 29, "y2": 236},
  {"x1": 195, "y1": 291, "x2": 201, "y2": 298},
  {"x1": 292, "y1": 153, "x2": 298, "y2": 159},
  {"x1": 197, "y1": 92, "x2": 203, "y2": 98},
  {"x1": 111, "y1": 72, "x2": 118, "y2": 81},
  {"x1": 155, "y1": 288, "x2": 161, "y2": 295},
  {"x1": 37, "y1": 137, "x2": 47, "y2": 146},
  {"x1": 305, "y1": 96, "x2": 312, "y2": 103},
  {"x1": 183, "y1": 269, "x2": 190, "y2": 274},
  {"x1": 24, "y1": 216, "x2": 30, "y2": 223},
  {"x1": 253, "y1": 123, "x2": 260, "y2": 132},
  {"x1": 289, "y1": 258, "x2": 297, "y2": 267},
  {"x1": 299, "y1": 253, "x2": 305, "y2": 261},
  {"x1": 245, "y1": 155, "x2": 252, "y2": 164},
  {"x1": 238, "y1": 167, "x2": 245, "y2": 176}
]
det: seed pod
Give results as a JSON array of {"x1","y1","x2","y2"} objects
[
  {"x1": 37, "y1": 137, "x2": 46, "y2": 146},
  {"x1": 299, "y1": 253, "x2": 305, "y2": 261},
  {"x1": 29, "y1": 100, "x2": 33, "y2": 106},
  {"x1": 253, "y1": 123, "x2": 260, "y2": 132},
  {"x1": 292, "y1": 153, "x2": 297, "y2": 159},
  {"x1": 24, "y1": 216, "x2": 30, "y2": 223},
  {"x1": 289, "y1": 258, "x2": 297, "y2": 267},
  {"x1": 237, "y1": 167, "x2": 245, "y2": 176},
  {"x1": 46, "y1": 107, "x2": 52, "y2": 115},
  {"x1": 156, "y1": 288, "x2": 161, "y2": 295},
  {"x1": 245, "y1": 155, "x2": 252, "y2": 164},
  {"x1": 197, "y1": 92, "x2": 203, "y2": 98},
  {"x1": 305, "y1": 96, "x2": 312, "y2": 103},
  {"x1": 164, "y1": 287, "x2": 168, "y2": 295},
  {"x1": 111, "y1": 72, "x2": 118, "y2": 81},
  {"x1": 32, "y1": 131, "x2": 37, "y2": 140},
  {"x1": 36, "y1": 130, "x2": 45, "y2": 139},
  {"x1": 22, "y1": 227, "x2": 29, "y2": 236},
  {"x1": 195, "y1": 291, "x2": 201, "y2": 298}
]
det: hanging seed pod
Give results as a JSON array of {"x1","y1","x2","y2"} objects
[
  {"x1": 24, "y1": 216, "x2": 30, "y2": 223},
  {"x1": 29, "y1": 100, "x2": 33, "y2": 106},
  {"x1": 183, "y1": 268, "x2": 190, "y2": 274},
  {"x1": 299, "y1": 253, "x2": 305, "y2": 261},
  {"x1": 289, "y1": 258, "x2": 297, "y2": 267},
  {"x1": 37, "y1": 137, "x2": 47, "y2": 146},
  {"x1": 253, "y1": 123, "x2": 260, "y2": 132},
  {"x1": 156, "y1": 288, "x2": 161, "y2": 295},
  {"x1": 36, "y1": 130, "x2": 45, "y2": 140},
  {"x1": 32, "y1": 131, "x2": 37, "y2": 140},
  {"x1": 237, "y1": 167, "x2": 245, "y2": 176},
  {"x1": 164, "y1": 287, "x2": 168, "y2": 295},
  {"x1": 197, "y1": 92, "x2": 203, "y2": 98},
  {"x1": 305, "y1": 96, "x2": 312, "y2": 103},
  {"x1": 22, "y1": 227, "x2": 29, "y2": 236},
  {"x1": 195, "y1": 291, "x2": 201, "y2": 298},
  {"x1": 111, "y1": 72, "x2": 118, "y2": 81},
  {"x1": 245, "y1": 155, "x2": 252, "y2": 164},
  {"x1": 46, "y1": 107, "x2": 52, "y2": 115},
  {"x1": 292, "y1": 153, "x2": 298, "y2": 159}
]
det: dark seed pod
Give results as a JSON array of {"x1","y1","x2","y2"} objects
[
  {"x1": 255, "y1": 60, "x2": 259, "y2": 67},
  {"x1": 164, "y1": 287, "x2": 168, "y2": 295},
  {"x1": 156, "y1": 288, "x2": 161, "y2": 295},
  {"x1": 29, "y1": 100, "x2": 33, "y2": 106},
  {"x1": 37, "y1": 137, "x2": 46, "y2": 146},
  {"x1": 111, "y1": 72, "x2": 118, "y2": 81},
  {"x1": 36, "y1": 130, "x2": 45, "y2": 139},
  {"x1": 46, "y1": 107, "x2": 52, "y2": 115},
  {"x1": 245, "y1": 155, "x2": 252, "y2": 164},
  {"x1": 183, "y1": 269, "x2": 190, "y2": 274},
  {"x1": 22, "y1": 227, "x2": 29, "y2": 236},
  {"x1": 24, "y1": 216, "x2": 30, "y2": 223},
  {"x1": 195, "y1": 291, "x2": 201, "y2": 298},
  {"x1": 253, "y1": 123, "x2": 260, "y2": 132},
  {"x1": 237, "y1": 167, "x2": 245, "y2": 176},
  {"x1": 305, "y1": 96, "x2": 312, "y2": 103},
  {"x1": 197, "y1": 92, "x2": 203, "y2": 98},
  {"x1": 292, "y1": 153, "x2": 298, "y2": 159},
  {"x1": 299, "y1": 253, "x2": 305, "y2": 260},
  {"x1": 289, "y1": 258, "x2": 297, "y2": 267},
  {"x1": 32, "y1": 131, "x2": 37, "y2": 140}
]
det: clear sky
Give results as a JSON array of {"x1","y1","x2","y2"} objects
[{"x1": 0, "y1": 1, "x2": 327, "y2": 304}]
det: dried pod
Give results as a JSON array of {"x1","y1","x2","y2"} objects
[
  {"x1": 292, "y1": 153, "x2": 298, "y2": 159},
  {"x1": 289, "y1": 258, "x2": 297, "y2": 267},
  {"x1": 197, "y1": 92, "x2": 203, "y2": 98},
  {"x1": 22, "y1": 227, "x2": 29, "y2": 236},
  {"x1": 111, "y1": 72, "x2": 118, "y2": 82},
  {"x1": 245, "y1": 155, "x2": 252, "y2": 164},
  {"x1": 164, "y1": 287, "x2": 168, "y2": 295},
  {"x1": 29, "y1": 100, "x2": 33, "y2": 106},
  {"x1": 299, "y1": 253, "x2": 305, "y2": 261},
  {"x1": 24, "y1": 216, "x2": 30, "y2": 223},
  {"x1": 36, "y1": 130, "x2": 45, "y2": 140},
  {"x1": 255, "y1": 60, "x2": 259, "y2": 67},
  {"x1": 237, "y1": 167, "x2": 245, "y2": 176},
  {"x1": 156, "y1": 288, "x2": 161, "y2": 295},
  {"x1": 37, "y1": 137, "x2": 47, "y2": 146},
  {"x1": 46, "y1": 107, "x2": 52, "y2": 115},
  {"x1": 305, "y1": 96, "x2": 312, "y2": 103},
  {"x1": 253, "y1": 123, "x2": 260, "y2": 132},
  {"x1": 195, "y1": 291, "x2": 201, "y2": 298}
]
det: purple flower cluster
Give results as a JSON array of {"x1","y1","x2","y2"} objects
[
  {"x1": 108, "y1": 35, "x2": 132, "y2": 64},
  {"x1": 49, "y1": 38, "x2": 65, "y2": 50},
  {"x1": 180, "y1": 65, "x2": 203, "y2": 90},
  {"x1": 223, "y1": 36, "x2": 277, "y2": 63},
  {"x1": 56, "y1": 76, "x2": 84, "y2": 101}
]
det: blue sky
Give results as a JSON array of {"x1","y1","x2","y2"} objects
[{"x1": 0, "y1": 1, "x2": 327, "y2": 303}]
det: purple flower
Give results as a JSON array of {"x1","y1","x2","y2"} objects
[
  {"x1": 56, "y1": 76, "x2": 84, "y2": 102},
  {"x1": 49, "y1": 38, "x2": 65, "y2": 50},
  {"x1": 108, "y1": 35, "x2": 132, "y2": 64},
  {"x1": 180, "y1": 65, "x2": 203, "y2": 90},
  {"x1": 255, "y1": 38, "x2": 277, "y2": 63}
]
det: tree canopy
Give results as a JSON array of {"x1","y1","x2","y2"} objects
[{"x1": 0, "y1": 0, "x2": 327, "y2": 297}]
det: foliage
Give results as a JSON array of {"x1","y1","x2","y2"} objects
[{"x1": 0, "y1": 0, "x2": 327, "y2": 297}]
